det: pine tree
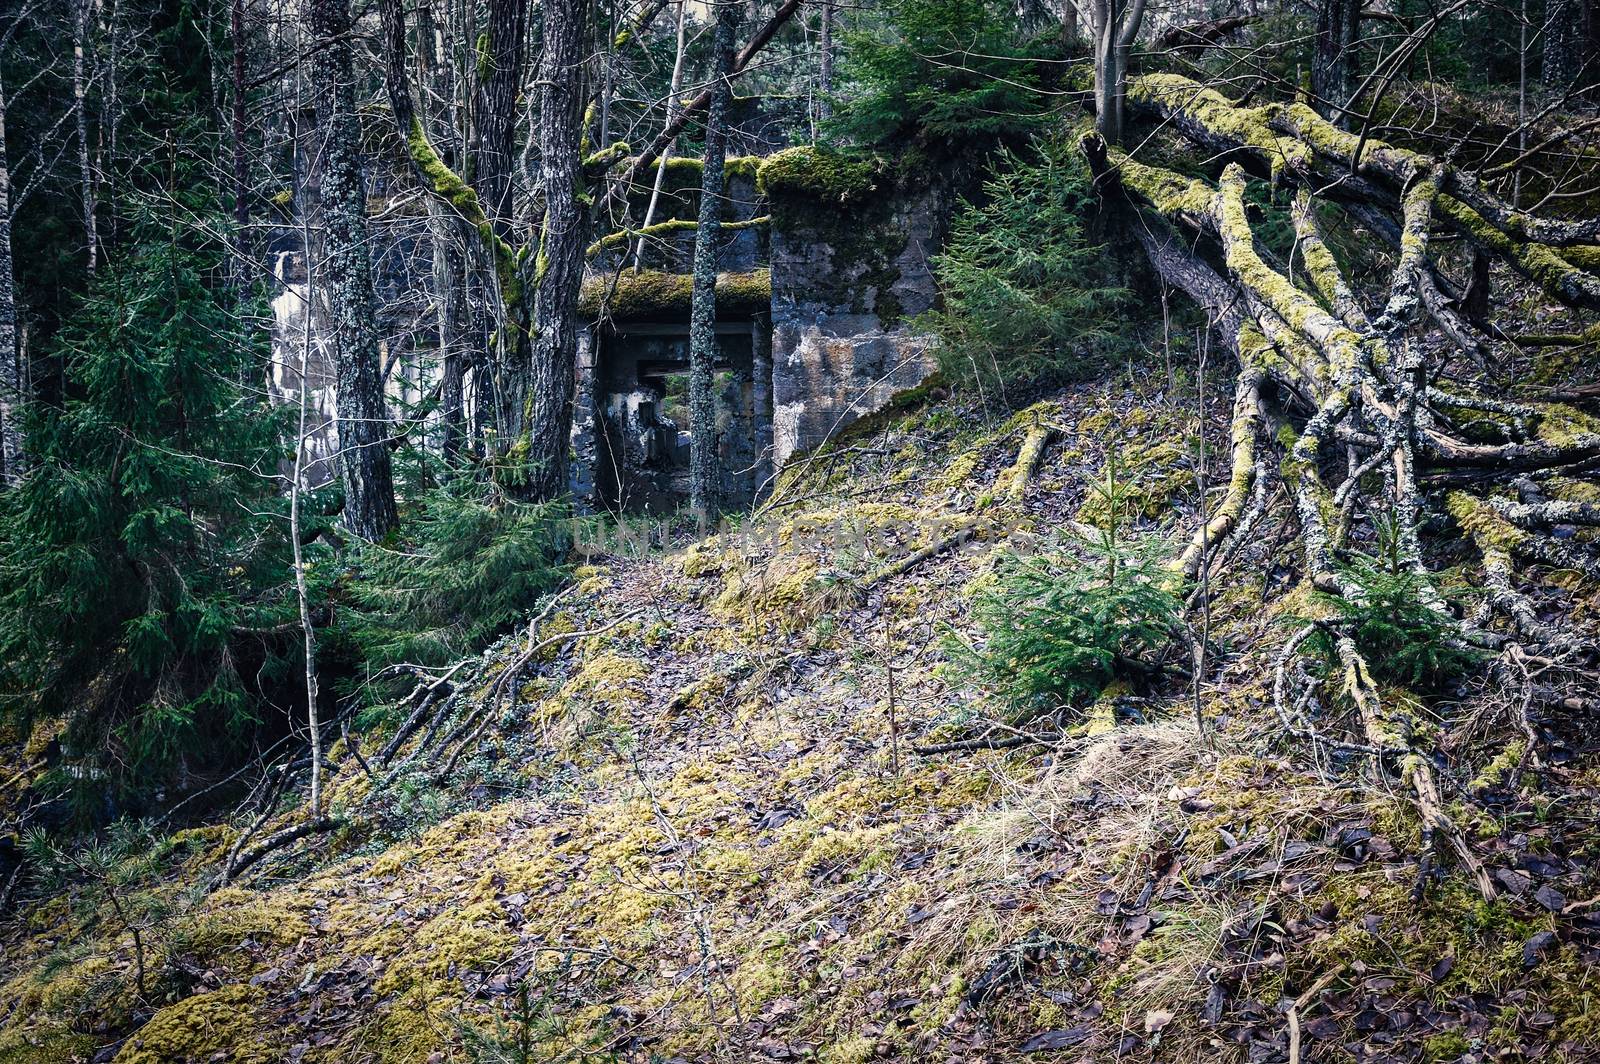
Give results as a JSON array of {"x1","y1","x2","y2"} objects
[{"x1": 0, "y1": 223, "x2": 295, "y2": 799}]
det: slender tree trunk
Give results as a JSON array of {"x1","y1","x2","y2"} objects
[
  {"x1": 633, "y1": 0, "x2": 688, "y2": 269},
  {"x1": 522, "y1": 0, "x2": 592, "y2": 500},
  {"x1": 474, "y1": 0, "x2": 527, "y2": 240},
  {"x1": 1312, "y1": 0, "x2": 1361, "y2": 121},
  {"x1": 817, "y1": 0, "x2": 834, "y2": 123},
  {"x1": 1092, "y1": 1, "x2": 1116, "y2": 141},
  {"x1": 74, "y1": 0, "x2": 97, "y2": 275},
  {"x1": 231, "y1": 0, "x2": 251, "y2": 295},
  {"x1": 307, "y1": 0, "x2": 399, "y2": 541},
  {"x1": 293, "y1": 206, "x2": 322, "y2": 817},
  {"x1": 1090, "y1": 0, "x2": 1145, "y2": 145},
  {"x1": 417, "y1": 0, "x2": 466, "y2": 461},
  {"x1": 475, "y1": 0, "x2": 529, "y2": 449},
  {"x1": 689, "y1": 0, "x2": 737, "y2": 521},
  {"x1": 0, "y1": 67, "x2": 19, "y2": 486},
  {"x1": 430, "y1": 201, "x2": 467, "y2": 461},
  {"x1": 1062, "y1": 0, "x2": 1079, "y2": 42},
  {"x1": 1517, "y1": 0, "x2": 1529, "y2": 205},
  {"x1": 1543, "y1": 0, "x2": 1591, "y2": 90},
  {"x1": 101, "y1": 0, "x2": 121, "y2": 246}
]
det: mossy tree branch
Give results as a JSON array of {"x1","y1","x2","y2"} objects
[{"x1": 1082, "y1": 84, "x2": 1600, "y2": 897}]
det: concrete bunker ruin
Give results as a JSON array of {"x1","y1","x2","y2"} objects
[
  {"x1": 574, "y1": 269, "x2": 775, "y2": 513},
  {"x1": 574, "y1": 147, "x2": 959, "y2": 514}
]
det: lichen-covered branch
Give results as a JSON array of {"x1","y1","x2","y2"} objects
[
  {"x1": 1128, "y1": 73, "x2": 1600, "y2": 311},
  {"x1": 1175, "y1": 346, "x2": 1265, "y2": 577},
  {"x1": 586, "y1": 214, "x2": 770, "y2": 258}
]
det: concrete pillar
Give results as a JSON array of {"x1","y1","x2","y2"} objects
[{"x1": 751, "y1": 312, "x2": 774, "y2": 496}]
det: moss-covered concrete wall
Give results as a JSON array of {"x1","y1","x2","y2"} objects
[
  {"x1": 574, "y1": 146, "x2": 963, "y2": 505},
  {"x1": 759, "y1": 147, "x2": 953, "y2": 463}
]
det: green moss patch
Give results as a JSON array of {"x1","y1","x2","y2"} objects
[{"x1": 578, "y1": 268, "x2": 771, "y2": 321}]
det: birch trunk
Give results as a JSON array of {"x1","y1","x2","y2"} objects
[{"x1": 74, "y1": 0, "x2": 97, "y2": 275}]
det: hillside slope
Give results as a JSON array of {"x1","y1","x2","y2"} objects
[{"x1": 2, "y1": 369, "x2": 1598, "y2": 1064}]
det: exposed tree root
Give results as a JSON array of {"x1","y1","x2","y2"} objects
[
  {"x1": 375, "y1": 660, "x2": 470, "y2": 766},
  {"x1": 222, "y1": 816, "x2": 339, "y2": 885},
  {"x1": 861, "y1": 519, "x2": 982, "y2": 589},
  {"x1": 1081, "y1": 76, "x2": 1600, "y2": 898}
]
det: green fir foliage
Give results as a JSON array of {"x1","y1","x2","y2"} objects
[
  {"x1": 831, "y1": 0, "x2": 1066, "y2": 147},
  {"x1": 1311, "y1": 517, "x2": 1484, "y2": 692},
  {"x1": 945, "y1": 457, "x2": 1181, "y2": 720},
  {"x1": 925, "y1": 141, "x2": 1133, "y2": 393},
  {"x1": 338, "y1": 480, "x2": 571, "y2": 689},
  {"x1": 0, "y1": 229, "x2": 295, "y2": 800}
]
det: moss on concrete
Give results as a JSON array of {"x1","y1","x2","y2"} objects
[{"x1": 578, "y1": 268, "x2": 771, "y2": 321}]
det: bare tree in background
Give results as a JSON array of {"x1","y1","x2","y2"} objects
[
  {"x1": 1543, "y1": 0, "x2": 1592, "y2": 90},
  {"x1": 1088, "y1": 0, "x2": 1147, "y2": 144},
  {"x1": 634, "y1": 0, "x2": 690, "y2": 267},
  {"x1": 1312, "y1": 0, "x2": 1360, "y2": 121},
  {"x1": 818, "y1": 0, "x2": 835, "y2": 125},
  {"x1": 230, "y1": 0, "x2": 251, "y2": 295},
  {"x1": 73, "y1": 0, "x2": 97, "y2": 274}
]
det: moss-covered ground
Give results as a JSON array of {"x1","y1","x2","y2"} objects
[{"x1": 1, "y1": 367, "x2": 1596, "y2": 1063}]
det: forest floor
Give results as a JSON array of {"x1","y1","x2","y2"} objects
[{"x1": 2, "y1": 345, "x2": 1598, "y2": 1063}]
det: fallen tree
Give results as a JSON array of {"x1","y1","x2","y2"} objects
[{"x1": 1083, "y1": 74, "x2": 1600, "y2": 899}]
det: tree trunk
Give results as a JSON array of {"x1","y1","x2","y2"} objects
[
  {"x1": 522, "y1": 0, "x2": 592, "y2": 500},
  {"x1": 474, "y1": 0, "x2": 527, "y2": 242},
  {"x1": 1312, "y1": 0, "x2": 1361, "y2": 122},
  {"x1": 1543, "y1": 0, "x2": 1591, "y2": 90},
  {"x1": 0, "y1": 66, "x2": 19, "y2": 486},
  {"x1": 1089, "y1": 0, "x2": 1145, "y2": 145},
  {"x1": 475, "y1": 0, "x2": 533, "y2": 442},
  {"x1": 688, "y1": 0, "x2": 737, "y2": 521},
  {"x1": 1062, "y1": 0, "x2": 1079, "y2": 42},
  {"x1": 419, "y1": 0, "x2": 467, "y2": 462},
  {"x1": 818, "y1": 0, "x2": 835, "y2": 124},
  {"x1": 430, "y1": 200, "x2": 468, "y2": 461},
  {"x1": 307, "y1": 0, "x2": 399, "y2": 541},
  {"x1": 73, "y1": 0, "x2": 97, "y2": 275},
  {"x1": 230, "y1": 0, "x2": 250, "y2": 296}
]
